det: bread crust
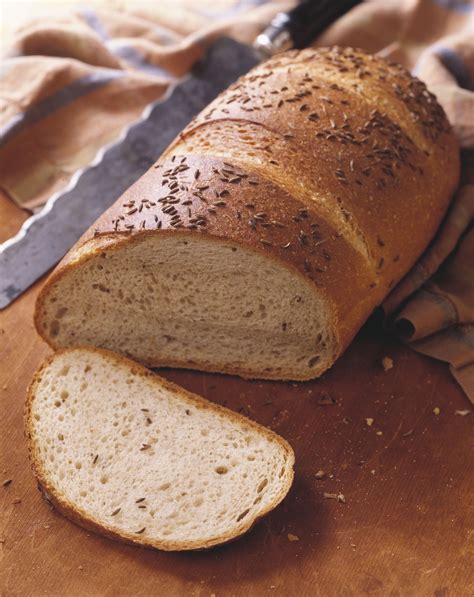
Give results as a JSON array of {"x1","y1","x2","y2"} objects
[
  {"x1": 25, "y1": 347, "x2": 295, "y2": 551},
  {"x1": 171, "y1": 48, "x2": 459, "y2": 276},
  {"x1": 34, "y1": 46, "x2": 460, "y2": 381}
]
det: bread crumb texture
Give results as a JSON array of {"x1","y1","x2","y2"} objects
[{"x1": 26, "y1": 349, "x2": 294, "y2": 550}]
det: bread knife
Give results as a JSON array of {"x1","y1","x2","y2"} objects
[{"x1": 0, "y1": 0, "x2": 361, "y2": 309}]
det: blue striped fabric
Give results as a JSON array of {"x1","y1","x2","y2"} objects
[
  {"x1": 80, "y1": 8, "x2": 175, "y2": 79},
  {"x1": 105, "y1": 43, "x2": 175, "y2": 80},
  {"x1": 80, "y1": 8, "x2": 110, "y2": 40},
  {"x1": 0, "y1": 69, "x2": 124, "y2": 147},
  {"x1": 431, "y1": 0, "x2": 474, "y2": 14},
  {"x1": 81, "y1": 8, "x2": 179, "y2": 46}
]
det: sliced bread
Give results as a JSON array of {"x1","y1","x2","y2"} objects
[
  {"x1": 25, "y1": 347, "x2": 294, "y2": 551},
  {"x1": 34, "y1": 47, "x2": 459, "y2": 381}
]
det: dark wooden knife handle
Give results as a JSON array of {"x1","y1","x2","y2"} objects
[
  {"x1": 255, "y1": 0, "x2": 362, "y2": 58},
  {"x1": 287, "y1": 0, "x2": 363, "y2": 49}
]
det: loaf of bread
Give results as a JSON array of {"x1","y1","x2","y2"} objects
[
  {"x1": 25, "y1": 348, "x2": 294, "y2": 550},
  {"x1": 35, "y1": 47, "x2": 460, "y2": 380}
]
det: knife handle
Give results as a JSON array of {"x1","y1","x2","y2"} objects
[{"x1": 254, "y1": 0, "x2": 362, "y2": 59}]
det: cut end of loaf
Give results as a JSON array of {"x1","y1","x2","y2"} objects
[
  {"x1": 35, "y1": 233, "x2": 337, "y2": 380},
  {"x1": 25, "y1": 348, "x2": 295, "y2": 551}
]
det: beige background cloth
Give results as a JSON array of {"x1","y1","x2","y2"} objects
[{"x1": 1, "y1": 0, "x2": 473, "y2": 400}]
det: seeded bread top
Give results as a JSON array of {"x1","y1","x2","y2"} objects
[{"x1": 35, "y1": 46, "x2": 460, "y2": 361}]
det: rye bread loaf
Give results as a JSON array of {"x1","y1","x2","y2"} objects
[
  {"x1": 25, "y1": 347, "x2": 294, "y2": 550},
  {"x1": 34, "y1": 47, "x2": 460, "y2": 380}
]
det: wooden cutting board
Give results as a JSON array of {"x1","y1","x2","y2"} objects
[{"x1": 1, "y1": 197, "x2": 473, "y2": 596}]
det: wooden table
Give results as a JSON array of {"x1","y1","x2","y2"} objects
[{"x1": 1, "y1": 196, "x2": 473, "y2": 596}]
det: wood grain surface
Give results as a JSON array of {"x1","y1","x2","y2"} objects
[{"x1": 1, "y1": 198, "x2": 473, "y2": 597}]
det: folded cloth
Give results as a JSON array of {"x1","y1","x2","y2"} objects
[
  {"x1": 384, "y1": 185, "x2": 474, "y2": 402},
  {"x1": 1, "y1": 0, "x2": 473, "y2": 400},
  {"x1": 0, "y1": 0, "x2": 292, "y2": 210}
]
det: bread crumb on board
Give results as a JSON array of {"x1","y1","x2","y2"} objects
[
  {"x1": 317, "y1": 392, "x2": 336, "y2": 406},
  {"x1": 381, "y1": 356, "x2": 394, "y2": 371},
  {"x1": 433, "y1": 407, "x2": 441, "y2": 415},
  {"x1": 366, "y1": 417, "x2": 374, "y2": 427},
  {"x1": 287, "y1": 533, "x2": 300, "y2": 542},
  {"x1": 323, "y1": 492, "x2": 346, "y2": 503},
  {"x1": 455, "y1": 409, "x2": 471, "y2": 416}
]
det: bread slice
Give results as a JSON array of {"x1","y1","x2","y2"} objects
[{"x1": 25, "y1": 348, "x2": 294, "y2": 551}]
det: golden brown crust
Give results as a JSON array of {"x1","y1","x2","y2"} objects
[
  {"x1": 24, "y1": 347, "x2": 295, "y2": 551},
  {"x1": 189, "y1": 46, "x2": 454, "y2": 146},
  {"x1": 169, "y1": 48, "x2": 459, "y2": 279},
  {"x1": 34, "y1": 46, "x2": 460, "y2": 380}
]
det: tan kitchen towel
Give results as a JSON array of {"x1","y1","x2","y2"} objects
[
  {"x1": 1, "y1": 0, "x2": 473, "y2": 400},
  {"x1": 0, "y1": 0, "x2": 293, "y2": 210}
]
